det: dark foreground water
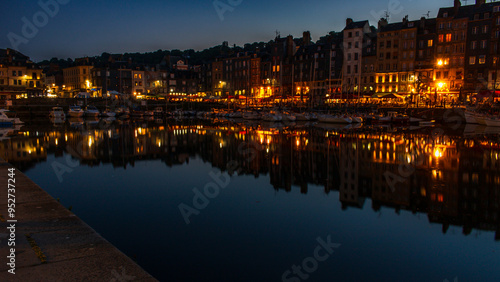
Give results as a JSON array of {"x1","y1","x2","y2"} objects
[{"x1": 3, "y1": 118, "x2": 500, "y2": 281}]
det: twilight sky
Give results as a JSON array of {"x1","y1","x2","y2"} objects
[{"x1": 1, "y1": 0, "x2": 453, "y2": 62}]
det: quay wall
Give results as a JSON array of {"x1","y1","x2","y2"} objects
[{"x1": 0, "y1": 159, "x2": 157, "y2": 281}]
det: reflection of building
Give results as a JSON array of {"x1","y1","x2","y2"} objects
[
  {"x1": 4, "y1": 123, "x2": 500, "y2": 240},
  {"x1": 339, "y1": 139, "x2": 363, "y2": 207},
  {"x1": 0, "y1": 134, "x2": 48, "y2": 171}
]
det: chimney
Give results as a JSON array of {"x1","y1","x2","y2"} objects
[
  {"x1": 346, "y1": 18, "x2": 353, "y2": 27},
  {"x1": 286, "y1": 35, "x2": 294, "y2": 57},
  {"x1": 402, "y1": 15, "x2": 409, "y2": 25},
  {"x1": 420, "y1": 17, "x2": 426, "y2": 29},
  {"x1": 454, "y1": 0, "x2": 461, "y2": 14},
  {"x1": 378, "y1": 18, "x2": 388, "y2": 30},
  {"x1": 303, "y1": 31, "x2": 311, "y2": 46}
]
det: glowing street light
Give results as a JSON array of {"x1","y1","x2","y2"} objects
[{"x1": 437, "y1": 59, "x2": 443, "y2": 66}]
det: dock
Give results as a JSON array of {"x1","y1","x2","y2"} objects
[{"x1": 0, "y1": 158, "x2": 157, "y2": 281}]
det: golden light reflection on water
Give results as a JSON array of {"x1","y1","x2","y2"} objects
[{"x1": 2, "y1": 121, "x2": 500, "y2": 239}]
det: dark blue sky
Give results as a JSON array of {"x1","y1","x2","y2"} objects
[{"x1": 1, "y1": 0, "x2": 450, "y2": 62}]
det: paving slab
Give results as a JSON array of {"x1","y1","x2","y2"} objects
[{"x1": 0, "y1": 159, "x2": 157, "y2": 281}]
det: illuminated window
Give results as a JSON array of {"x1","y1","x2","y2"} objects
[
  {"x1": 472, "y1": 173, "x2": 479, "y2": 183},
  {"x1": 479, "y1": 55, "x2": 486, "y2": 64},
  {"x1": 446, "y1": 33, "x2": 452, "y2": 42},
  {"x1": 428, "y1": 40, "x2": 433, "y2": 47},
  {"x1": 439, "y1": 34, "x2": 444, "y2": 43}
]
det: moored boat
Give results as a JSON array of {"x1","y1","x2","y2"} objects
[
  {"x1": 243, "y1": 111, "x2": 261, "y2": 120},
  {"x1": 484, "y1": 116, "x2": 500, "y2": 127},
  {"x1": 262, "y1": 112, "x2": 282, "y2": 122},
  {"x1": 84, "y1": 105, "x2": 100, "y2": 117},
  {"x1": 464, "y1": 111, "x2": 479, "y2": 124},
  {"x1": 101, "y1": 106, "x2": 116, "y2": 117},
  {"x1": 68, "y1": 105, "x2": 84, "y2": 118},
  {"x1": 281, "y1": 111, "x2": 297, "y2": 122},
  {"x1": 318, "y1": 114, "x2": 352, "y2": 124},
  {"x1": 49, "y1": 107, "x2": 66, "y2": 119},
  {"x1": 294, "y1": 112, "x2": 311, "y2": 121}
]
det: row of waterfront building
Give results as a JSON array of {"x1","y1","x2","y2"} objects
[{"x1": 1, "y1": 0, "x2": 500, "y2": 105}]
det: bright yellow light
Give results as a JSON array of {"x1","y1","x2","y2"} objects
[
  {"x1": 438, "y1": 82, "x2": 445, "y2": 88},
  {"x1": 434, "y1": 148, "x2": 442, "y2": 158},
  {"x1": 437, "y1": 59, "x2": 443, "y2": 66}
]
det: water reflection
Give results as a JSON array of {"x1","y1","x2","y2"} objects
[{"x1": 2, "y1": 119, "x2": 500, "y2": 240}]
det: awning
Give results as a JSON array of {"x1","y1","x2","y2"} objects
[
  {"x1": 371, "y1": 93, "x2": 405, "y2": 99},
  {"x1": 476, "y1": 90, "x2": 500, "y2": 99}
]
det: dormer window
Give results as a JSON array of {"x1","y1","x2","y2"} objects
[
  {"x1": 494, "y1": 6, "x2": 500, "y2": 13},
  {"x1": 443, "y1": 12, "x2": 448, "y2": 18},
  {"x1": 408, "y1": 22, "x2": 414, "y2": 27}
]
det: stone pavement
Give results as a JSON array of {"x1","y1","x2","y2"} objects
[{"x1": 0, "y1": 159, "x2": 157, "y2": 281}]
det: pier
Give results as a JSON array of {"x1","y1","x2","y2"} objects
[{"x1": 0, "y1": 158, "x2": 157, "y2": 281}]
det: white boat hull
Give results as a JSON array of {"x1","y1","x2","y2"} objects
[
  {"x1": 318, "y1": 115, "x2": 352, "y2": 124},
  {"x1": 484, "y1": 118, "x2": 500, "y2": 127},
  {"x1": 68, "y1": 112, "x2": 84, "y2": 118},
  {"x1": 465, "y1": 112, "x2": 479, "y2": 124}
]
